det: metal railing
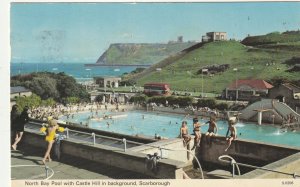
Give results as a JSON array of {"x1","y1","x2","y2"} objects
[
  {"x1": 218, "y1": 155, "x2": 300, "y2": 178},
  {"x1": 64, "y1": 128, "x2": 143, "y2": 147},
  {"x1": 26, "y1": 122, "x2": 143, "y2": 151}
]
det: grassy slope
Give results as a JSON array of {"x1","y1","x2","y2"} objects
[
  {"x1": 135, "y1": 41, "x2": 300, "y2": 93},
  {"x1": 241, "y1": 31, "x2": 300, "y2": 46},
  {"x1": 102, "y1": 42, "x2": 197, "y2": 65}
]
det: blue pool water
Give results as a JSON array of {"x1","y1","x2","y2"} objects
[{"x1": 59, "y1": 111, "x2": 300, "y2": 148}]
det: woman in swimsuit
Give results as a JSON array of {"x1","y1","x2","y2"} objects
[
  {"x1": 191, "y1": 117, "x2": 201, "y2": 150},
  {"x1": 42, "y1": 118, "x2": 64, "y2": 164}
]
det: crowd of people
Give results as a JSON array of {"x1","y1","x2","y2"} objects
[
  {"x1": 10, "y1": 102, "x2": 124, "y2": 164},
  {"x1": 11, "y1": 99, "x2": 239, "y2": 166}
]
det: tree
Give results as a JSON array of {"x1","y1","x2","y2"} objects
[
  {"x1": 66, "y1": 97, "x2": 80, "y2": 104},
  {"x1": 11, "y1": 72, "x2": 90, "y2": 103},
  {"x1": 16, "y1": 94, "x2": 42, "y2": 112},
  {"x1": 268, "y1": 77, "x2": 289, "y2": 87},
  {"x1": 29, "y1": 76, "x2": 59, "y2": 100}
]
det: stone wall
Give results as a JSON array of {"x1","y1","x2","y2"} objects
[
  {"x1": 21, "y1": 131, "x2": 186, "y2": 179},
  {"x1": 198, "y1": 135, "x2": 300, "y2": 167},
  {"x1": 238, "y1": 152, "x2": 300, "y2": 178}
]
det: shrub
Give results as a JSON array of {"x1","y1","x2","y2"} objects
[
  {"x1": 148, "y1": 96, "x2": 166, "y2": 105},
  {"x1": 129, "y1": 94, "x2": 148, "y2": 104},
  {"x1": 41, "y1": 98, "x2": 56, "y2": 107},
  {"x1": 16, "y1": 94, "x2": 42, "y2": 112},
  {"x1": 120, "y1": 79, "x2": 136, "y2": 86},
  {"x1": 215, "y1": 102, "x2": 229, "y2": 111},
  {"x1": 196, "y1": 98, "x2": 217, "y2": 109},
  {"x1": 66, "y1": 97, "x2": 81, "y2": 104}
]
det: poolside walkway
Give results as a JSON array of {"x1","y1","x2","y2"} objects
[{"x1": 11, "y1": 145, "x2": 150, "y2": 180}]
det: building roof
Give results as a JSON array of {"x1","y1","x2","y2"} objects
[
  {"x1": 206, "y1": 31, "x2": 227, "y2": 34},
  {"x1": 282, "y1": 83, "x2": 300, "y2": 92},
  {"x1": 11, "y1": 86, "x2": 31, "y2": 94},
  {"x1": 227, "y1": 79, "x2": 273, "y2": 90}
]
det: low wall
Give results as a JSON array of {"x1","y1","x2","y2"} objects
[
  {"x1": 238, "y1": 152, "x2": 300, "y2": 178},
  {"x1": 199, "y1": 135, "x2": 300, "y2": 167},
  {"x1": 21, "y1": 131, "x2": 187, "y2": 179}
]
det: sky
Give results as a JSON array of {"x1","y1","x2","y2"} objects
[{"x1": 11, "y1": 2, "x2": 300, "y2": 63}]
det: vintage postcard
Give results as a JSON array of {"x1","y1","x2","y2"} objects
[{"x1": 2, "y1": 0, "x2": 300, "y2": 187}]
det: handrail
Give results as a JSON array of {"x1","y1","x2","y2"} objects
[
  {"x1": 218, "y1": 155, "x2": 241, "y2": 177},
  {"x1": 274, "y1": 101, "x2": 300, "y2": 119},
  {"x1": 27, "y1": 122, "x2": 144, "y2": 146},
  {"x1": 218, "y1": 155, "x2": 300, "y2": 178},
  {"x1": 66, "y1": 129, "x2": 144, "y2": 145},
  {"x1": 139, "y1": 143, "x2": 204, "y2": 179}
]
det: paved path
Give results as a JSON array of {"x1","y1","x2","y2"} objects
[{"x1": 11, "y1": 146, "x2": 150, "y2": 180}]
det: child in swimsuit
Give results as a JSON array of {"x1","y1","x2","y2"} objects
[
  {"x1": 205, "y1": 117, "x2": 218, "y2": 145},
  {"x1": 191, "y1": 117, "x2": 201, "y2": 150},
  {"x1": 180, "y1": 121, "x2": 191, "y2": 147},
  {"x1": 225, "y1": 119, "x2": 237, "y2": 152}
]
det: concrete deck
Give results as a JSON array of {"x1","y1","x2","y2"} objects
[{"x1": 11, "y1": 146, "x2": 150, "y2": 180}]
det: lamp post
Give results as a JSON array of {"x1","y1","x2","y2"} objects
[
  {"x1": 201, "y1": 69, "x2": 208, "y2": 98},
  {"x1": 156, "y1": 68, "x2": 162, "y2": 83},
  {"x1": 233, "y1": 68, "x2": 238, "y2": 103},
  {"x1": 85, "y1": 68, "x2": 91, "y2": 91},
  {"x1": 250, "y1": 66, "x2": 254, "y2": 78}
]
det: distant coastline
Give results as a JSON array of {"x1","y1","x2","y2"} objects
[
  {"x1": 10, "y1": 62, "x2": 137, "y2": 79},
  {"x1": 84, "y1": 63, "x2": 151, "y2": 67}
]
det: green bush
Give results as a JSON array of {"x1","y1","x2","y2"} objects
[
  {"x1": 66, "y1": 97, "x2": 80, "y2": 104},
  {"x1": 41, "y1": 98, "x2": 56, "y2": 107},
  {"x1": 196, "y1": 98, "x2": 217, "y2": 109},
  {"x1": 148, "y1": 96, "x2": 166, "y2": 105},
  {"x1": 16, "y1": 94, "x2": 42, "y2": 112},
  {"x1": 215, "y1": 102, "x2": 229, "y2": 111},
  {"x1": 120, "y1": 79, "x2": 136, "y2": 86},
  {"x1": 129, "y1": 94, "x2": 148, "y2": 104}
]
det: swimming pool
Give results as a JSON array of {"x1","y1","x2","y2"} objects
[{"x1": 59, "y1": 111, "x2": 300, "y2": 148}]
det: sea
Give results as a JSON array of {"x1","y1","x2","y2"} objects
[{"x1": 10, "y1": 63, "x2": 137, "y2": 83}]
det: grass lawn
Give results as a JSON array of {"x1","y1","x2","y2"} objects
[{"x1": 134, "y1": 41, "x2": 300, "y2": 93}]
